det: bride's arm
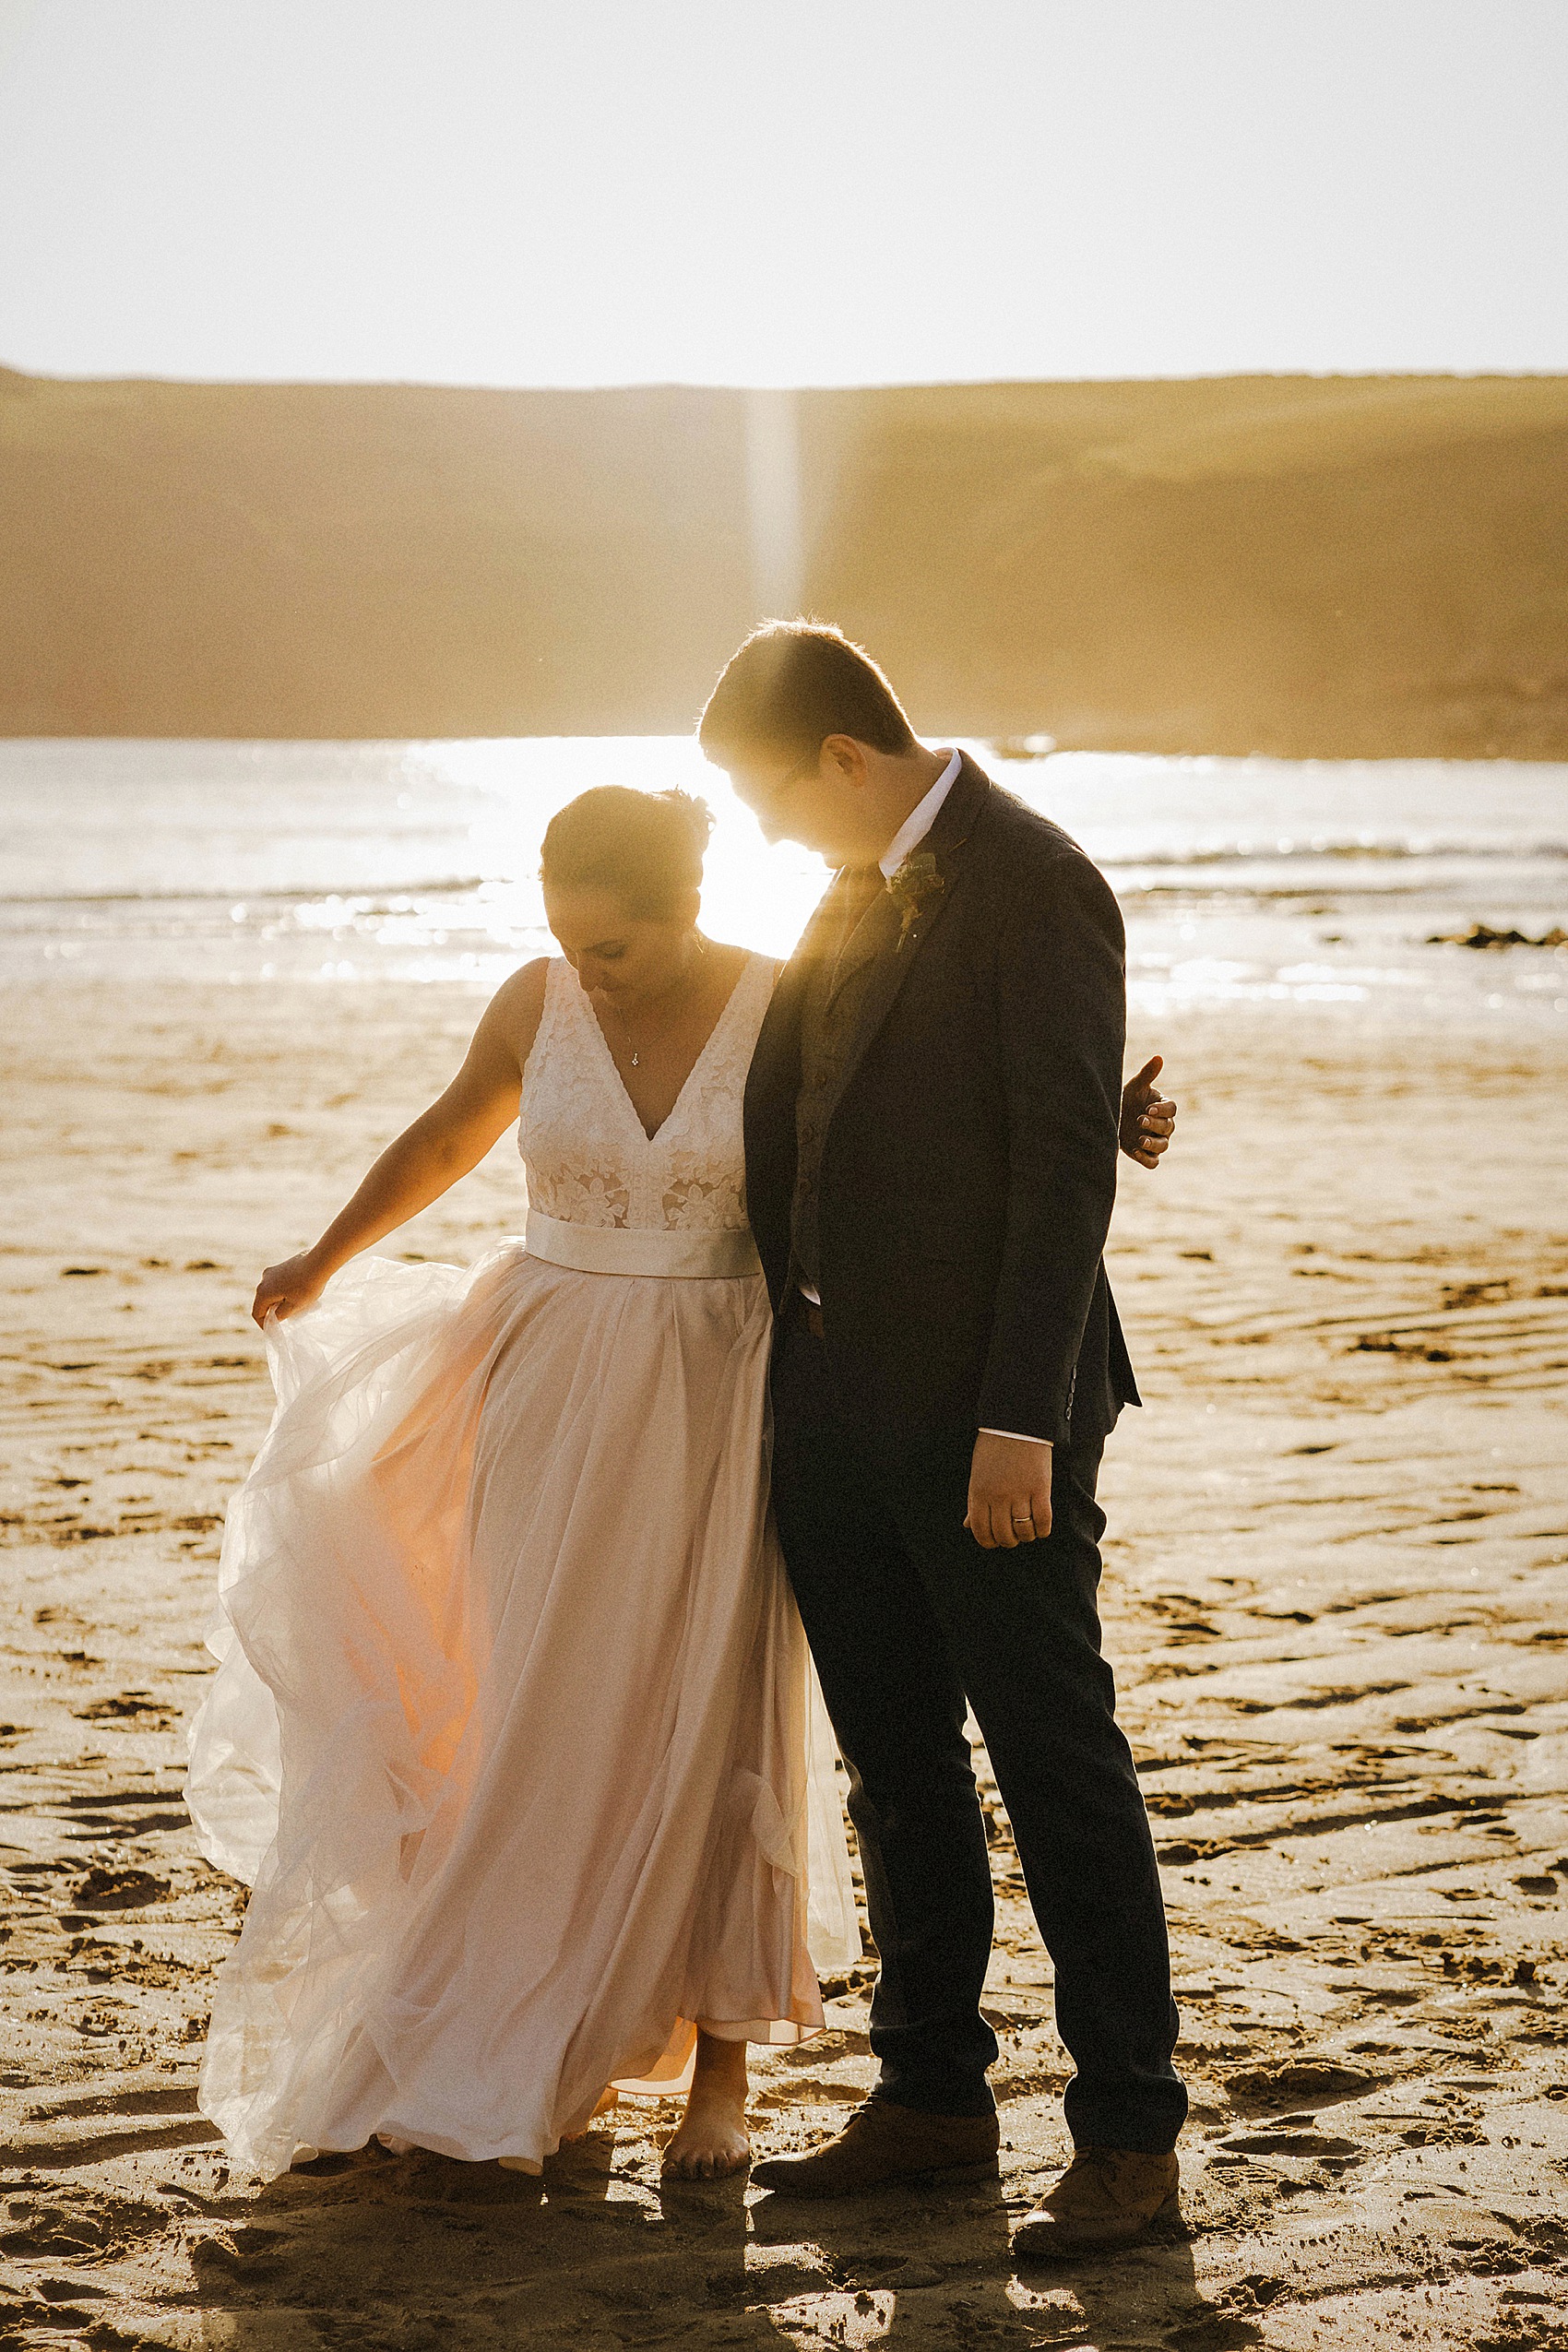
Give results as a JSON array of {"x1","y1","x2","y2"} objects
[
  {"x1": 252, "y1": 959, "x2": 550, "y2": 1325},
  {"x1": 1120, "y1": 1055, "x2": 1177, "y2": 1169}
]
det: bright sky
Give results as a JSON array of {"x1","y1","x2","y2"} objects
[{"x1": 0, "y1": 0, "x2": 1562, "y2": 386}]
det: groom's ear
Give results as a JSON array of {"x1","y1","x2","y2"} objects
[{"x1": 821, "y1": 736, "x2": 869, "y2": 790}]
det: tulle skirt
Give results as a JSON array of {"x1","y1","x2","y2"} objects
[{"x1": 184, "y1": 1241, "x2": 858, "y2": 2180}]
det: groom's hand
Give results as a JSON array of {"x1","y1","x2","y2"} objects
[{"x1": 965, "y1": 1432, "x2": 1053, "y2": 1549}]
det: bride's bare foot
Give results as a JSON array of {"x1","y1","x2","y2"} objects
[
  {"x1": 661, "y1": 2030, "x2": 750, "y2": 2180},
  {"x1": 503, "y1": 2087, "x2": 619, "y2": 2170}
]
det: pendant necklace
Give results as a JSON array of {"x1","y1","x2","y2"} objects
[
  {"x1": 611, "y1": 938, "x2": 707, "y2": 1069},
  {"x1": 618, "y1": 1004, "x2": 676, "y2": 1070}
]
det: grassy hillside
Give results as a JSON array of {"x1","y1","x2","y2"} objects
[{"x1": 3, "y1": 368, "x2": 1565, "y2": 754}]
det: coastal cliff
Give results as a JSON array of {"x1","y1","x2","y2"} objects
[{"x1": 3, "y1": 368, "x2": 1564, "y2": 754}]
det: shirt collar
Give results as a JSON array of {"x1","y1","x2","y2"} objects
[{"x1": 878, "y1": 748, "x2": 962, "y2": 879}]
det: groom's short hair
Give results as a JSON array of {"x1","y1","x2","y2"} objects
[{"x1": 700, "y1": 621, "x2": 918, "y2": 762}]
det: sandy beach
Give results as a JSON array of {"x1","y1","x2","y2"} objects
[{"x1": 3, "y1": 970, "x2": 1567, "y2": 2350}]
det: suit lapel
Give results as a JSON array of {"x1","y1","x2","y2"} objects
[
  {"x1": 824, "y1": 755, "x2": 990, "y2": 1117},
  {"x1": 826, "y1": 880, "x2": 899, "y2": 1005}
]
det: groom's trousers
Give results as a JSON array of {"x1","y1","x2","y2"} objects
[{"x1": 768, "y1": 1304, "x2": 1187, "y2": 2155}]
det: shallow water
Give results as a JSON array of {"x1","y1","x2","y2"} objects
[{"x1": 2, "y1": 737, "x2": 1564, "y2": 1029}]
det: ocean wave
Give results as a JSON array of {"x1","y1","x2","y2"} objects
[
  {"x1": 1099, "y1": 841, "x2": 1568, "y2": 870},
  {"x1": 6, "y1": 842, "x2": 1568, "y2": 909},
  {"x1": 0, "y1": 877, "x2": 490, "y2": 908}
]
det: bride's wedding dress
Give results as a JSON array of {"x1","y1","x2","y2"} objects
[{"x1": 184, "y1": 950, "x2": 857, "y2": 2180}]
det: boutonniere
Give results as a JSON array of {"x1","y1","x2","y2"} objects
[{"x1": 886, "y1": 849, "x2": 945, "y2": 949}]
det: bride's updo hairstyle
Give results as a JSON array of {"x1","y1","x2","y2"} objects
[{"x1": 540, "y1": 787, "x2": 715, "y2": 921}]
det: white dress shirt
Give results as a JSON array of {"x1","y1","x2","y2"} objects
[
  {"x1": 878, "y1": 747, "x2": 961, "y2": 877},
  {"x1": 800, "y1": 750, "x2": 1047, "y2": 1452}
]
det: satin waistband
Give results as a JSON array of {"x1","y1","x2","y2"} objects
[{"x1": 523, "y1": 1207, "x2": 763, "y2": 1280}]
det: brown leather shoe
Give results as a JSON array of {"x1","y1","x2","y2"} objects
[
  {"x1": 751, "y1": 2100, "x2": 1000, "y2": 2198},
  {"x1": 1012, "y1": 2147, "x2": 1180, "y2": 2257}
]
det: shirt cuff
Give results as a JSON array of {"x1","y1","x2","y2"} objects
[{"x1": 979, "y1": 1427, "x2": 1051, "y2": 1445}]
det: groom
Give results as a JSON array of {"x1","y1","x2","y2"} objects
[{"x1": 702, "y1": 624, "x2": 1187, "y2": 2254}]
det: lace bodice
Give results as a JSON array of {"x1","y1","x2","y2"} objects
[{"x1": 518, "y1": 953, "x2": 778, "y2": 1233}]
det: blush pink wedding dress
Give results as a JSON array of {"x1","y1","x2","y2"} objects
[{"x1": 184, "y1": 951, "x2": 857, "y2": 2180}]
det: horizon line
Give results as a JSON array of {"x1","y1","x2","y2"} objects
[{"x1": 5, "y1": 362, "x2": 1568, "y2": 396}]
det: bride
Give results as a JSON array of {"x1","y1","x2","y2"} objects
[{"x1": 185, "y1": 781, "x2": 1173, "y2": 2183}]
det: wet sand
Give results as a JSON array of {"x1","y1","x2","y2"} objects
[{"x1": 2, "y1": 974, "x2": 1566, "y2": 2350}]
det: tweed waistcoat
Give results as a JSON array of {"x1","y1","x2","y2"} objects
[{"x1": 790, "y1": 868, "x2": 899, "y2": 1291}]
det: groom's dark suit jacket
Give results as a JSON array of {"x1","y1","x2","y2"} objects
[{"x1": 743, "y1": 754, "x2": 1139, "y2": 1453}]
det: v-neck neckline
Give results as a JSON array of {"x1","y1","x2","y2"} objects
[{"x1": 579, "y1": 952, "x2": 759, "y2": 1146}]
